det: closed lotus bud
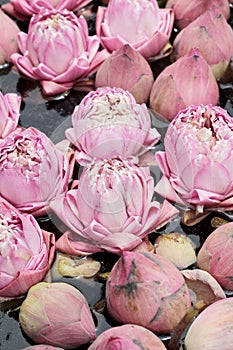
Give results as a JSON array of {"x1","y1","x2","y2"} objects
[
  {"x1": 106, "y1": 251, "x2": 191, "y2": 334},
  {"x1": 66, "y1": 87, "x2": 160, "y2": 165},
  {"x1": 172, "y1": 9, "x2": 233, "y2": 79},
  {"x1": 87, "y1": 324, "x2": 166, "y2": 350},
  {"x1": 149, "y1": 48, "x2": 219, "y2": 121},
  {"x1": 0, "y1": 91, "x2": 21, "y2": 138},
  {"x1": 22, "y1": 346, "x2": 64, "y2": 350},
  {"x1": 95, "y1": 44, "x2": 154, "y2": 104},
  {"x1": 184, "y1": 298, "x2": 233, "y2": 350},
  {"x1": 154, "y1": 232, "x2": 196, "y2": 269},
  {"x1": 166, "y1": 0, "x2": 230, "y2": 30},
  {"x1": 155, "y1": 105, "x2": 233, "y2": 213},
  {"x1": 0, "y1": 9, "x2": 20, "y2": 64},
  {"x1": 197, "y1": 222, "x2": 233, "y2": 290},
  {"x1": 19, "y1": 282, "x2": 96, "y2": 349}
]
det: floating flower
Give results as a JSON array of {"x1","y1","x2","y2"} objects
[
  {"x1": 95, "y1": 0, "x2": 174, "y2": 59},
  {"x1": 87, "y1": 324, "x2": 166, "y2": 350},
  {"x1": 166, "y1": 0, "x2": 230, "y2": 30},
  {"x1": 19, "y1": 282, "x2": 96, "y2": 349},
  {"x1": 10, "y1": 9, "x2": 108, "y2": 96},
  {"x1": 51, "y1": 157, "x2": 179, "y2": 255},
  {"x1": 0, "y1": 9, "x2": 20, "y2": 64},
  {"x1": 0, "y1": 127, "x2": 73, "y2": 216},
  {"x1": 95, "y1": 44, "x2": 154, "y2": 104},
  {"x1": 0, "y1": 91, "x2": 21, "y2": 138},
  {"x1": 155, "y1": 105, "x2": 233, "y2": 213},
  {"x1": 66, "y1": 87, "x2": 160, "y2": 165},
  {"x1": 172, "y1": 8, "x2": 233, "y2": 79},
  {"x1": 0, "y1": 198, "x2": 55, "y2": 300},
  {"x1": 149, "y1": 48, "x2": 219, "y2": 121},
  {"x1": 106, "y1": 251, "x2": 191, "y2": 334}
]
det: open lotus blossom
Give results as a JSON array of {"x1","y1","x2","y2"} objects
[
  {"x1": 95, "y1": 0, "x2": 174, "y2": 59},
  {"x1": 0, "y1": 91, "x2": 21, "y2": 138},
  {"x1": 0, "y1": 197, "x2": 55, "y2": 300},
  {"x1": 66, "y1": 87, "x2": 160, "y2": 165},
  {"x1": 0, "y1": 127, "x2": 74, "y2": 217},
  {"x1": 51, "y1": 157, "x2": 179, "y2": 255},
  {"x1": 87, "y1": 324, "x2": 166, "y2": 350},
  {"x1": 166, "y1": 0, "x2": 230, "y2": 30},
  {"x1": 2, "y1": 0, "x2": 93, "y2": 21},
  {"x1": 10, "y1": 9, "x2": 108, "y2": 96},
  {"x1": 149, "y1": 48, "x2": 219, "y2": 121},
  {"x1": 172, "y1": 8, "x2": 233, "y2": 79},
  {"x1": 155, "y1": 104, "x2": 233, "y2": 214},
  {"x1": 0, "y1": 9, "x2": 20, "y2": 64},
  {"x1": 19, "y1": 282, "x2": 96, "y2": 349},
  {"x1": 106, "y1": 251, "x2": 191, "y2": 334}
]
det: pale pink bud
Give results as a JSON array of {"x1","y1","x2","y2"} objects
[
  {"x1": 106, "y1": 251, "x2": 191, "y2": 334},
  {"x1": 0, "y1": 9, "x2": 20, "y2": 64},
  {"x1": 0, "y1": 91, "x2": 21, "y2": 138},
  {"x1": 19, "y1": 282, "x2": 96, "y2": 349},
  {"x1": 95, "y1": 44, "x2": 154, "y2": 104},
  {"x1": 149, "y1": 48, "x2": 219, "y2": 121}
]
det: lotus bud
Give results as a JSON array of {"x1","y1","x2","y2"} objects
[
  {"x1": 155, "y1": 104, "x2": 233, "y2": 214},
  {"x1": 65, "y1": 87, "x2": 160, "y2": 165},
  {"x1": 166, "y1": 0, "x2": 230, "y2": 30},
  {"x1": 0, "y1": 9, "x2": 20, "y2": 64},
  {"x1": 154, "y1": 232, "x2": 196, "y2": 269},
  {"x1": 149, "y1": 48, "x2": 219, "y2": 121},
  {"x1": 22, "y1": 346, "x2": 64, "y2": 350},
  {"x1": 172, "y1": 9, "x2": 233, "y2": 80},
  {"x1": 87, "y1": 324, "x2": 167, "y2": 350},
  {"x1": 197, "y1": 222, "x2": 233, "y2": 290},
  {"x1": 95, "y1": 44, "x2": 154, "y2": 104},
  {"x1": 0, "y1": 91, "x2": 21, "y2": 138},
  {"x1": 19, "y1": 282, "x2": 96, "y2": 349},
  {"x1": 106, "y1": 251, "x2": 191, "y2": 334},
  {"x1": 184, "y1": 298, "x2": 233, "y2": 350},
  {"x1": 51, "y1": 157, "x2": 179, "y2": 255},
  {"x1": 95, "y1": 0, "x2": 174, "y2": 59}
]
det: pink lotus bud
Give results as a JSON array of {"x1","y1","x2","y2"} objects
[
  {"x1": 2, "y1": 0, "x2": 93, "y2": 21},
  {"x1": 95, "y1": 44, "x2": 154, "y2": 104},
  {"x1": 166, "y1": 0, "x2": 230, "y2": 30},
  {"x1": 149, "y1": 48, "x2": 219, "y2": 121},
  {"x1": 95, "y1": 0, "x2": 174, "y2": 59},
  {"x1": 172, "y1": 9, "x2": 233, "y2": 79},
  {"x1": 66, "y1": 87, "x2": 160, "y2": 165},
  {"x1": 22, "y1": 346, "x2": 64, "y2": 350},
  {"x1": 197, "y1": 222, "x2": 233, "y2": 290},
  {"x1": 0, "y1": 127, "x2": 73, "y2": 216},
  {"x1": 0, "y1": 9, "x2": 20, "y2": 64},
  {"x1": 0, "y1": 197, "x2": 55, "y2": 300},
  {"x1": 0, "y1": 91, "x2": 21, "y2": 138},
  {"x1": 10, "y1": 9, "x2": 108, "y2": 96},
  {"x1": 87, "y1": 324, "x2": 166, "y2": 350},
  {"x1": 184, "y1": 298, "x2": 233, "y2": 350},
  {"x1": 155, "y1": 104, "x2": 233, "y2": 213},
  {"x1": 106, "y1": 251, "x2": 191, "y2": 333},
  {"x1": 51, "y1": 157, "x2": 179, "y2": 255},
  {"x1": 19, "y1": 282, "x2": 96, "y2": 349}
]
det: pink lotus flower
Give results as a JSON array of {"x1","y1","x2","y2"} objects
[
  {"x1": 10, "y1": 9, "x2": 108, "y2": 96},
  {"x1": 166, "y1": 0, "x2": 230, "y2": 30},
  {"x1": 95, "y1": 44, "x2": 154, "y2": 104},
  {"x1": 66, "y1": 87, "x2": 161, "y2": 165},
  {"x1": 197, "y1": 222, "x2": 233, "y2": 290},
  {"x1": 87, "y1": 324, "x2": 166, "y2": 350},
  {"x1": 0, "y1": 9, "x2": 20, "y2": 64},
  {"x1": 149, "y1": 48, "x2": 219, "y2": 121},
  {"x1": 51, "y1": 158, "x2": 179, "y2": 255},
  {"x1": 155, "y1": 105, "x2": 233, "y2": 213},
  {"x1": 0, "y1": 197, "x2": 55, "y2": 300},
  {"x1": 172, "y1": 8, "x2": 233, "y2": 79},
  {"x1": 2, "y1": 0, "x2": 93, "y2": 21},
  {"x1": 106, "y1": 251, "x2": 191, "y2": 334},
  {"x1": 0, "y1": 127, "x2": 73, "y2": 216},
  {"x1": 19, "y1": 282, "x2": 96, "y2": 349},
  {"x1": 0, "y1": 91, "x2": 21, "y2": 138},
  {"x1": 95, "y1": 0, "x2": 174, "y2": 59}
]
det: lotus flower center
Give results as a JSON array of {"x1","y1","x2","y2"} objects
[{"x1": 44, "y1": 13, "x2": 70, "y2": 31}]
